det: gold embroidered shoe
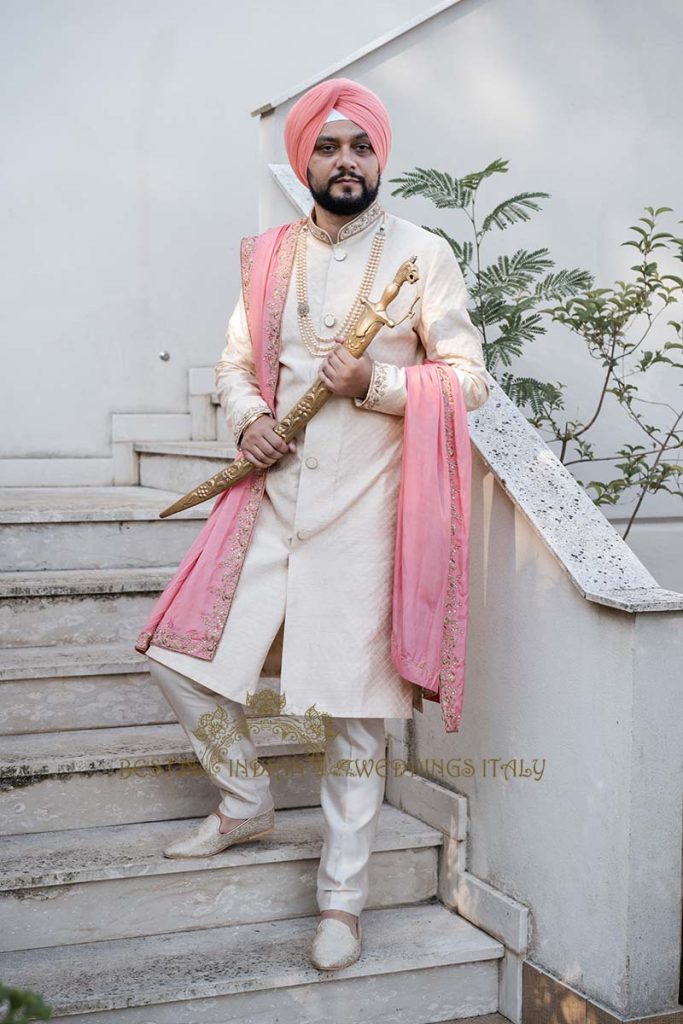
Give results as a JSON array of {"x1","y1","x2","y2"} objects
[
  {"x1": 163, "y1": 808, "x2": 275, "y2": 859},
  {"x1": 310, "y1": 917, "x2": 362, "y2": 971}
]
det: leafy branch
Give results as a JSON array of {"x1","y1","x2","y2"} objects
[{"x1": 390, "y1": 161, "x2": 683, "y2": 536}]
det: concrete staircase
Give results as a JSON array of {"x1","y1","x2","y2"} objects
[{"x1": 0, "y1": 445, "x2": 516, "y2": 1020}]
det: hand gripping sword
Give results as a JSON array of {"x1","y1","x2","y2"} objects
[{"x1": 159, "y1": 256, "x2": 420, "y2": 519}]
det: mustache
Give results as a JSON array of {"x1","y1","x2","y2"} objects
[{"x1": 329, "y1": 173, "x2": 364, "y2": 185}]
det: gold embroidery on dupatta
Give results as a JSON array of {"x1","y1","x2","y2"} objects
[
  {"x1": 240, "y1": 235, "x2": 257, "y2": 325},
  {"x1": 263, "y1": 220, "x2": 305, "y2": 400},
  {"x1": 144, "y1": 223, "x2": 301, "y2": 661},
  {"x1": 435, "y1": 363, "x2": 466, "y2": 733}
]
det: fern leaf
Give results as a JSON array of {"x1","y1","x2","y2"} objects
[
  {"x1": 388, "y1": 168, "x2": 472, "y2": 209},
  {"x1": 481, "y1": 192, "x2": 551, "y2": 233}
]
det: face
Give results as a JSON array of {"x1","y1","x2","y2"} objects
[{"x1": 306, "y1": 119, "x2": 381, "y2": 216}]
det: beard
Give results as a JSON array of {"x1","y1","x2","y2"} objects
[{"x1": 307, "y1": 169, "x2": 381, "y2": 215}]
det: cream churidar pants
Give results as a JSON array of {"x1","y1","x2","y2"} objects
[{"x1": 149, "y1": 659, "x2": 387, "y2": 916}]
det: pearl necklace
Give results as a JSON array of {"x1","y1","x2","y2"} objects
[{"x1": 294, "y1": 214, "x2": 387, "y2": 357}]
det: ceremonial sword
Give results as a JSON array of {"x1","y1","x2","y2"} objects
[{"x1": 159, "y1": 256, "x2": 420, "y2": 519}]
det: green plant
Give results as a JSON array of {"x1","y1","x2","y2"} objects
[
  {"x1": 389, "y1": 158, "x2": 592, "y2": 413},
  {"x1": 0, "y1": 984, "x2": 52, "y2": 1023},
  {"x1": 390, "y1": 161, "x2": 683, "y2": 536},
  {"x1": 541, "y1": 207, "x2": 683, "y2": 537}
]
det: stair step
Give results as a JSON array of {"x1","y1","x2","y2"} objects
[
  {"x1": 0, "y1": 486, "x2": 211, "y2": 571},
  {"x1": 0, "y1": 644, "x2": 280, "y2": 734},
  {"x1": 1, "y1": 721, "x2": 323, "y2": 779},
  {"x1": 135, "y1": 441, "x2": 237, "y2": 493},
  {"x1": 1, "y1": 805, "x2": 442, "y2": 950},
  {"x1": 0, "y1": 642, "x2": 150, "y2": 681},
  {"x1": 0, "y1": 642, "x2": 165, "y2": 734},
  {"x1": 0, "y1": 486, "x2": 211, "y2": 524},
  {"x1": 0, "y1": 723, "x2": 324, "y2": 835},
  {"x1": 1, "y1": 903, "x2": 503, "y2": 1023},
  {"x1": 134, "y1": 442, "x2": 237, "y2": 458},
  {"x1": 0, "y1": 567, "x2": 173, "y2": 647},
  {"x1": 0, "y1": 566, "x2": 173, "y2": 598}
]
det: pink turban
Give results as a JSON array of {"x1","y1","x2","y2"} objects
[{"x1": 284, "y1": 77, "x2": 392, "y2": 187}]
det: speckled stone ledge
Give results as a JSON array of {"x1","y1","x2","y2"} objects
[{"x1": 469, "y1": 380, "x2": 683, "y2": 613}]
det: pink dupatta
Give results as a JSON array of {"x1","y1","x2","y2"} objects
[
  {"x1": 135, "y1": 221, "x2": 472, "y2": 734},
  {"x1": 392, "y1": 362, "x2": 472, "y2": 732}
]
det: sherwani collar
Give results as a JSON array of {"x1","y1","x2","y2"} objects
[{"x1": 306, "y1": 198, "x2": 384, "y2": 245}]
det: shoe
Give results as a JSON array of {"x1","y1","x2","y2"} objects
[
  {"x1": 163, "y1": 808, "x2": 275, "y2": 858},
  {"x1": 310, "y1": 917, "x2": 362, "y2": 970}
]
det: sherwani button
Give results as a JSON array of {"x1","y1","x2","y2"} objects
[
  {"x1": 296, "y1": 529, "x2": 309, "y2": 540},
  {"x1": 305, "y1": 457, "x2": 319, "y2": 469}
]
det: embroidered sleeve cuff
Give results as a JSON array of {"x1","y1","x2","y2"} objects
[
  {"x1": 353, "y1": 361, "x2": 407, "y2": 416},
  {"x1": 233, "y1": 403, "x2": 272, "y2": 448}
]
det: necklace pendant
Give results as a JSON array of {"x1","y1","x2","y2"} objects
[
  {"x1": 297, "y1": 301, "x2": 309, "y2": 316},
  {"x1": 333, "y1": 248, "x2": 347, "y2": 262}
]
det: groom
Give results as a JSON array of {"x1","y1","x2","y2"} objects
[{"x1": 136, "y1": 76, "x2": 491, "y2": 971}]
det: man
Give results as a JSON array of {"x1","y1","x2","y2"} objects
[{"x1": 136, "y1": 77, "x2": 492, "y2": 971}]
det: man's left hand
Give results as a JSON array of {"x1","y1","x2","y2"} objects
[{"x1": 319, "y1": 341, "x2": 373, "y2": 400}]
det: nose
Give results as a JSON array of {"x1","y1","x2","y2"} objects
[{"x1": 335, "y1": 145, "x2": 358, "y2": 172}]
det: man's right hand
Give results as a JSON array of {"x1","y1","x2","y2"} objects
[{"x1": 240, "y1": 414, "x2": 296, "y2": 469}]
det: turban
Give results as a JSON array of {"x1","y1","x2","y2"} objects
[{"x1": 284, "y1": 77, "x2": 392, "y2": 187}]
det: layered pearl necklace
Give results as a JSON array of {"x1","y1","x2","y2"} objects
[{"x1": 295, "y1": 213, "x2": 387, "y2": 358}]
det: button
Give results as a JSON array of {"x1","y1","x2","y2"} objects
[
  {"x1": 323, "y1": 313, "x2": 336, "y2": 328},
  {"x1": 333, "y1": 249, "x2": 347, "y2": 261},
  {"x1": 305, "y1": 456, "x2": 318, "y2": 469},
  {"x1": 296, "y1": 529, "x2": 309, "y2": 541}
]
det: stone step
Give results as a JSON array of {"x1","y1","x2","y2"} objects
[
  {"x1": 0, "y1": 642, "x2": 151, "y2": 682},
  {"x1": 0, "y1": 643, "x2": 280, "y2": 734},
  {"x1": 1, "y1": 804, "x2": 441, "y2": 951},
  {"x1": 0, "y1": 722, "x2": 324, "y2": 835},
  {"x1": 135, "y1": 441, "x2": 237, "y2": 493},
  {"x1": 1, "y1": 902, "x2": 504, "y2": 1023},
  {"x1": 0, "y1": 486, "x2": 212, "y2": 571},
  {"x1": 0, "y1": 567, "x2": 173, "y2": 646}
]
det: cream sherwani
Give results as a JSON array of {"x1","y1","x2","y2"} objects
[{"x1": 146, "y1": 198, "x2": 492, "y2": 720}]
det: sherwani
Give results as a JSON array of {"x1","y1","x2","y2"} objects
[{"x1": 145, "y1": 198, "x2": 492, "y2": 720}]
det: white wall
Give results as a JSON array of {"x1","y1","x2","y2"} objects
[
  {"x1": 412, "y1": 452, "x2": 683, "y2": 1015},
  {"x1": 0, "y1": 0, "x2": 437, "y2": 460}
]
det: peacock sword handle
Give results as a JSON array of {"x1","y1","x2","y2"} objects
[{"x1": 159, "y1": 256, "x2": 420, "y2": 519}]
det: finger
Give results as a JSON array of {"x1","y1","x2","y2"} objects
[
  {"x1": 254, "y1": 439, "x2": 281, "y2": 459},
  {"x1": 243, "y1": 450, "x2": 270, "y2": 469},
  {"x1": 267, "y1": 431, "x2": 290, "y2": 454}
]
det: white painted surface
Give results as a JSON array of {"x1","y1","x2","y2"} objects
[
  {"x1": 0, "y1": 0, "x2": 440, "y2": 462},
  {"x1": 411, "y1": 453, "x2": 683, "y2": 1016}
]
